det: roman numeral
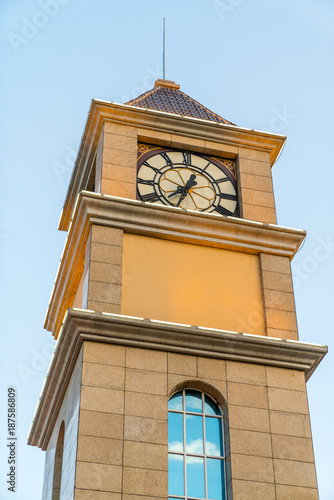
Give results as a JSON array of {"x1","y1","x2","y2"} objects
[
  {"x1": 220, "y1": 193, "x2": 237, "y2": 201},
  {"x1": 214, "y1": 205, "x2": 233, "y2": 216},
  {"x1": 137, "y1": 178, "x2": 156, "y2": 186},
  {"x1": 161, "y1": 152, "x2": 173, "y2": 166},
  {"x1": 182, "y1": 152, "x2": 191, "y2": 166},
  {"x1": 141, "y1": 192, "x2": 160, "y2": 202},
  {"x1": 216, "y1": 177, "x2": 229, "y2": 183},
  {"x1": 143, "y1": 161, "x2": 160, "y2": 173}
]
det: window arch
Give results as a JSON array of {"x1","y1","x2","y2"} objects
[
  {"x1": 168, "y1": 389, "x2": 226, "y2": 500},
  {"x1": 52, "y1": 421, "x2": 65, "y2": 500}
]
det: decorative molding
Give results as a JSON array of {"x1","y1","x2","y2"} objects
[
  {"x1": 28, "y1": 308, "x2": 328, "y2": 449},
  {"x1": 59, "y1": 100, "x2": 286, "y2": 232},
  {"x1": 45, "y1": 192, "x2": 306, "y2": 338}
]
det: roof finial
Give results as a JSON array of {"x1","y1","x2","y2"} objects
[{"x1": 163, "y1": 18, "x2": 166, "y2": 80}]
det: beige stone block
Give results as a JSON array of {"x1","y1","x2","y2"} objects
[
  {"x1": 90, "y1": 242, "x2": 123, "y2": 265},
  {"x1": 238, "y1": 148, "x2": 271, "y2": 162},
  {"x1": 88, "y1": 281, "x2": 122, "y2": 305},
  {"x1": 101, "y1": 179, "x2": 136, "y2": 199},
  {"x1": 75, "y1": 491, "x2": 121, "y2": 500},
  {"x1": 79, "y1": 410, "x2": 123, "y2": 440},
  {"x1": 274, "y1": 459, "x2": 317, "y2": 488},
  {"x1": 125, "y1": 391, "x2": 167, "y2": 420},
  {"x1": 242, "y1": 204, "x2": 276, "y2": 224},
  {"x1": 126, "y1": 346, "x2": 167, "y2": 372},
  {"x1": 264, "y1": 290, "x2": 296, "y2": 312},
  {"x1": 226, "y1": 361, "x2": 266, "y2": 386},
  {"x1": 229, "y1": 405, "x2": 270, "y2": 433},
  {"x1": 102, "y1": 164, "x2": 137, "y2": 184},
  {"x1": 260, "y1": 254, "x2": 291, "y2": 274},
  {"x1": 77, "y1": 436, "x2": 122, "y2": 465},
  {"x1": 230, "y1": 429, "x2": 272, "y2": 457},
  {"x1": 168, "y1": 352, "x2": 197, "y2": 376},
  {"x1": 266, "y1": 367, "x2": 306, "y2": 391},
  {"x1": 83, "y1": 342, "x2": 125, "y2": 366},
  {"x1": 262, "y1": 270, "x2": 293, "y2": 293},
  {"x1": 102, "y1": 149, "x2": 137, "y2": 168},
  {"x1": 86, "y1": 301, "x2": 121, "y2": 315},
  {"x1": 89, "y1": 262, "x2": 122, "y2": 285},
  {"x1": 91, "y1": 226, "x2": 123, "y2": 246},
  {"x1": 242, "y1": 188, "x2": 275, "y2": 208},
  {"x1": 232, "y1": 480, "x2": 276, "y2": 500},
  {"x1": 137, "y1": 128, "x2": 172, "y2": 146},
  {"x1": 266, "y1": 309, "x2": 298, "y2": 332},
  {"x1": 171, "y1": 134, "x2": 205, "y2": 152},
  {"x1": 126, "y1": 368, "x2": 167, "y2": 395},
  {"x1": 104, "y1": 122, "x2": 137, "y2": 137},
  {"x1": 81, "y1": 387, "x2": 124, "y2": 414},
  {"x1": 231, "y1": 454, "x2": 274, "y2": 482},
  {"x1": 168, "y1": 373, "x2": 191, "y2": 394},
  {"x1": 240, "y1": 172, "x2": 273, "y2": 192},
  {"x1": 267, "y1": 327, "x2": 298, "y2": 340},
  {"x1": 272, "y1": 434, "x2": 314, "y2": 462},
  {"x1": 238, "y1": 157, "x2": 272, "y2": 177},
  {"x1": 227, "y1": 382, "x2": 268, "y2": 408},
  {"x1": 276, "y1": 484, "x2": 319, "y2": 500},
  {"x1": 204, "y1": 140, "x2": 238, "y2": 157},
  {"x1": 82, "y1": 363, "x2": 125, "y2": 390},
  {"x1": 103, "y1": 133, "x2": 137, "y2": 153},
  {"x1": 75, "y1": 461, "x2": 122, "y2": 492},
  {"x1": 197, "y1": 357, "x2": 226, "y2": 380},
  {"x1": 122, "y1": 467, "x2": 167, "y2": 497},
  {"x1": 124, "y1": 415, "x2": 167, "y2": 445},
  {"x1": 203, "y1": 378, "x2": 228, "y2": 401},
  {"x1": 270, "y1": 411, "x2": 312, "y2": 438},
  {"x1": 123, "y1": 441, "x2": 168, "y2": 470},
  {"x1": 268, "y1": 387, "x2": 309, "y2": 414}
]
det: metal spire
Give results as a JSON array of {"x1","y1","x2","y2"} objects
[{"x1": 163, "y1": 18, "x2": 166, "y2": 79}]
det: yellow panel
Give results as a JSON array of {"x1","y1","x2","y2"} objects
[{"x1": 121, "y1": 234, "x2": 266, "y2": 335}]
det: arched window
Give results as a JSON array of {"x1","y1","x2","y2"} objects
[
  {"x1": 168, "y1": 389, "x2": 226, "y2": 500},
  {"x1": 52, "y1": 421, "x2": 65, "y2": 500}
]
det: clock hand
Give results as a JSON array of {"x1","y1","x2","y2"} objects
[{"x1": 168, "y1": 174, "x2": 198, "y2": 205}]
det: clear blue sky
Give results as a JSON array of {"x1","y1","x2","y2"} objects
[{"x1": 1, "y1": 0, "x2": 333, "y2": 498}]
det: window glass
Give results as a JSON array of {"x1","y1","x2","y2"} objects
[
  {"x1": 205, "y1": 417, "x2": 224, "y2": 457},
  {"x1": 186, "y1": 456, "x2": 205, "y2": 498},
  {"x1": 207, "y1": 459, "x2": 225, "y2": 500},
  {"x1": 168, "y1": 454, "x2": 184, "y2": 496},
  {"x1": 185, "y1": 389, "x2": 202, "y2": 413},
  {"x1": 168, "y1": 412, "x2": 183, "y2": 452},
  {"x1": 186, "y1": 414, "x2": 203, "y2": 454},
  {"x1": 169, "y1": 391, "x2": 183, "y2": 411},
  {"x1": 205, "y1": 395, "x2": 222, "y2": 416}
]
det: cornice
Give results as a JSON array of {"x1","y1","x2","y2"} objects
[
  {"x1": 29, "y1": 308, "x2": 327, "y2": 449},
  {"x1": 59, "y1": 100, "x2": 286, "y2": 232},
  {"x1": 45, "y1": 192, "x2": 306, "y2": 338}
]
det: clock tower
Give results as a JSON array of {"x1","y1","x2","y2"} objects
[{"x1": 28, "y1": 78, "x2": 327, "y2": 500}]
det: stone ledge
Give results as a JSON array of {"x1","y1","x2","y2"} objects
[
  {"x1": 28, "y1": 309, "x2": 327, "y2": 450},
  {"x1": 45, "y1": 192, "x2": 306, "y2": 338}
]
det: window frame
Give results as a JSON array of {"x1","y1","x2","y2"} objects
[{"x1": 168, "y1": 388, "x2": 227, "y2": 500}]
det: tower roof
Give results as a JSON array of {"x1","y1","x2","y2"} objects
[{"x1": 125, "y1": 79, "x2": 235, "y2": 125}]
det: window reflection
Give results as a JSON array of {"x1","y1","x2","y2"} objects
[{"x1": 168, "y1": 389, "x2": 226, "y2": 500}]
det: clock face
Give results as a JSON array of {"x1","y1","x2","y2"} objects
[{"x1": 137, "y1": 148, "x2": 238, "y2": 216}]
